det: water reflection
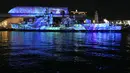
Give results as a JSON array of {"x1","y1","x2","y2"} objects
[{"x1": 0, "y1": 31, "x2": 129, "y2": 73}]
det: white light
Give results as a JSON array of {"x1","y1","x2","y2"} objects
[
  {"x1": 119, "y1": 21, "x2": 122, "y2": 24},
  {"x1": 76, "y1": 10, "x2": 78, "y2": 12},
  {"x1": 127, "y1": 21, "x2": 130, "y2": 25},
  {"x1": 103, "y1": 19, "x2": 109, "y2": 23}
]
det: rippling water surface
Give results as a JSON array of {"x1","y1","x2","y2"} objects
[{"x1": 0, "y1": 31, "x2": 130, "y2": 73}]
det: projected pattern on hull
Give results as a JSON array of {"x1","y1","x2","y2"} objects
[{"x1": 11, "y1": 23, "x2": 122, "y2": 30}]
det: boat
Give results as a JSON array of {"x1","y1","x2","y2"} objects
[{"x1": 10, "y1": 23, "x2": 122, "y2": 32}]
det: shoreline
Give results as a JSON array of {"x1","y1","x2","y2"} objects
[{"x1": 0, "y1": 29, "x2": 127, "y2": 32}]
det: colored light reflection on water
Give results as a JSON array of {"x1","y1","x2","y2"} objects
[{"x1": 0, "y1": 31, "x2": 130, "y2": 73}]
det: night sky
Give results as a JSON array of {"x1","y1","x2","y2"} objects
[{"x1": 0, "y1": 0, "x2": 130, "y2": 20}]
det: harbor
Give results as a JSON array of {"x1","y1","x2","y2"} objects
[{"x1": 0, "y1": 4, "x2": 130, "y2": 73}]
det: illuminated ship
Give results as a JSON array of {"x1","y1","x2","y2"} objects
[{"x1": 0, "y1": 6, "x2": 122, "y2": 31}]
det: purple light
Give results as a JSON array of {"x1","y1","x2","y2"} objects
[{"x1": 8, "y1": 6, "x2": 69, "y2": 17}]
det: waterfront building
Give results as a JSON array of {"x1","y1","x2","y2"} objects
[{"x1": 94, "y1": 11, "x2": 99, "y2": 23}]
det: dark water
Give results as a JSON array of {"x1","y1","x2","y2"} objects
[{"x1": 0, "y1": 31, "x2": 130, "y2": 73}]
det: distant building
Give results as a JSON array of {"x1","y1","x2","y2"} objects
[
  {"x1": 8, "y1": 6, "x2": 70, "y2": 25},
  {"x1": 94, "y1": 11, "x2": 99, "y2": 23},
  {"x1": 70, "y1": 10, "x2": 87, "y2": 15},
  {"x1": 109, "y1": 20, "x2": 130, "y2": 25},
  {"x1": 8, "y1": 6, "x2": 69, "y2": 17},
  {"x1": 70, "y1": 10, "x2": 87, "y2": 18},
  {"x1": 70, "y1": 10, "x2": 87, "y2": 23}
]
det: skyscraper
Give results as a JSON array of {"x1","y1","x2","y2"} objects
[{"x1": 94, "y1": 11, "x2": 99, "y2": 23}]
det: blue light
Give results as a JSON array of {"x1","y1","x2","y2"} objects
[
  {"x1": 84, "y1": 32, "x2": 121, "y2": 50},
  {"x1": 8, "y1": 7, "x2": 69, "y2": 17},
  {"x1": 11, "y1": 23, "x2": 122, "y2": 30}
]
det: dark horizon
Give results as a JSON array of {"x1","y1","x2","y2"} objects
[{"x1": 0, "y1": 0, "x2": 130, "y2": 20}]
